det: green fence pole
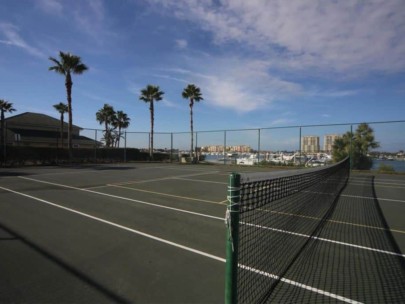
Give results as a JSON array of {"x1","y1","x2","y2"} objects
[
  {"x1": 124, "y1": 131, "x2": 127, "y2": 162},
  {"x1": 225, "y1": 173, "x2": 241, "y2": 304},
  {"x1": 170, "y1": 133, "x2": 173, "y2": 163},
  {"x1": 257, "y1": 129, "x2": 261, "y2": 165},
  {"x1": 224, "y1": 130, "x2": 227, "y2": 165},
  {"x1": 350, "y1": 125, "x2": 353, "y2": 172}
]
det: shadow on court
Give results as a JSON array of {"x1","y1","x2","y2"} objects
[
  {"x1": 0, "y1": 222, "x2": 130, "y2": 304},
  {"x1": 0, "y1": 171, "x2": 33, "y2": 177}
]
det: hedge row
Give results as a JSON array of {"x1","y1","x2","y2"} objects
[{"x1": 1, "y1": 146, "x2": 173, "y2": 165}]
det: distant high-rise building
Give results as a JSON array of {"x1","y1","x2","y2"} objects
[
  {"x1": 324, "y1": 134, "x2": 340, "y2": 153},
  {"x1": 301, "y1": 136, "x2": 320, "y2": 153},
  {"x1": 201, "y1": 145, "x2": 252, "y2": 153}
]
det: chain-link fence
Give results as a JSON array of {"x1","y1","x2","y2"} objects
[{"x1": 1, "y1": 120, "x2": 404, "y2": 171}]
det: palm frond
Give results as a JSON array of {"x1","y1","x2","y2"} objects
[
  {"x1": 182, "y1": 84, "x2": 203, "y2": 102},
  {"x1": 0, "y1": 100, "x2": 16, "y2": 113},
  {"x1": 53, "y1": 102, "x2": 68, "y2": 113},
  {"x1": 139, "y1": 85, "x2": 164, "y2": 103}
]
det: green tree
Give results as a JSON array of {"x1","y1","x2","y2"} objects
[
  {"x1": 139, "y1": 85, "x2": 164, "y2": 160},
  {"x1": 332, "y1": 123, "x2": 379, "y2": 169},
  {"x1": 0, "y1": 100, "x2": 16, "y2": 162},
  {"x1": 53, "y1": 102, "x2": 68, "y2": 148},
  {"x1": 49, "y1": 51, "x2": 88, "y2": 160},
  {"x1": 182, "y1": 84, "x2": 203, "y2": 160},
  {"x1": 112, "y1": 111, "x2": 131, "y2": 148},
  {"x1": 96, "y1": 104, "x2": 116, "y2": 148}
]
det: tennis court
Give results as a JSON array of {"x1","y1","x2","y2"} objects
[{"x1": 0, "y1": 163, "x2": 404, "y2": 303}]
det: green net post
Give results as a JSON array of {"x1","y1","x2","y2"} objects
[{"x1": 225, "y1": 173, "x2": 241, "y2": 304}]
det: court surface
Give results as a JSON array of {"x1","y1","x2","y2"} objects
[{"x1": 0, "y1": 163, "x2": 404, "y2": 303}]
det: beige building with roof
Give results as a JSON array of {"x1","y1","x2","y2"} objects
[{"x1": 3, "y1": 112, "x2": 99, "y2": 148}]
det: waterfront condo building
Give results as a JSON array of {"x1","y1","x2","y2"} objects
[
  {"x1": 323, "y1": 134, "x2": 340, "y2": 153},
  {"x1": 301, "y1": 136, "x2": 320, "y2": 153}
]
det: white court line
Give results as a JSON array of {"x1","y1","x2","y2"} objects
[
  {"x1": 341, "y1": 194, "x2": 405, "y2": 203},
  {"x1": 107, "y1": 184, "x2": 223, "y2": 205},
  {"x1": 259, "y1": 209, "x2": 405, "y2": 234},
  {"x1": 238, "y1": 265, "x2": 362, "y2": 304},
  {"x1": 18, "y1": 176, "x2": 222, "y2": 221},
  {"x1": 17, "y1": 176, "x2": 405, "y2": 258},
  {"x1": 0, "y1": 185, "x2": 361, "y2": 304},
  {"x1": 173, "y1": 177, "x2": 227, "y2": 185},
  {"x1": 349, "y1": 182, "x2": 405, "y2": 188},
  {"x1": 242, "y1": 222, "x2": 405, "y2": 258},
  {"x1": 350, "y1": 177, "x2": 405, "y2": 183},
  {"x1": 110, "y1": 171, "x2": 220, "y2": 185},
  {"x1": 0, "y1": 185, "x2": 223, "y2": 262}
]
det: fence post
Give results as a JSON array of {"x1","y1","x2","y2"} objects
[
  {"x1": 149, "y1": 132, "x2": 151, "y2": 160},
  {"x1": 124, "y1": 131, "x2": 127, "y2": 162},
  {"x1": 224, "y1": 130, "x2": 227, "y2": 165},
  {"x1": 257, "y1": 129, "x2": 261, "y2": 165},
  {"x1": 3, "y1": 122, "x2": 7, "y2": 165},
  {"x1": 195, "y1": 131, "x2": 198, "y2": 162},
  {"x1": 225, "y1": 173, "x2": 241, "y2": 304},
  {"x1": 170, "y1": 133, "x2": 173, "y2": 163},
  {"x1": 299, "y1": 126, "x2": 302, "y2": 166},
  {"x1": 56, "y1": 127, "x2": 59, "y2": 163},
  {"x1": 94, "y1": 129, "x2": 97, "y2": 163},
  {"x1": 350, "y1": 125, "x2": 353, "y2": 172}
]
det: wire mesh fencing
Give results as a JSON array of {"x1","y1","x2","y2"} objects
[{"x1": 1, "y1": 120, "x2": 404, "y2": 171}]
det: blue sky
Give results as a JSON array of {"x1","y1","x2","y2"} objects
[{"x1": 1, "y1": 0, "x2": 404, "y2": 151}]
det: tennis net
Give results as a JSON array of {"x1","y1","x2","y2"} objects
[{"x1": 225, "y1": 157, "x2": 350, "y2": 303}]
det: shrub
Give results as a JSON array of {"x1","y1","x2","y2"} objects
[{"x1": 378, "y1": 163, "x2": 395, "y2": 173}]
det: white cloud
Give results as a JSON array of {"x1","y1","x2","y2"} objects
[
  {"x1": 0, "y1": 23, "x2": 45, "y2": 58},
  {"x1": 161, "y1": 98, "x2": 183, "y2": 109},
  {"x1": 152, "y1": 73, "x2": 189, "y2": 84},
  {"x1": 307, "y1": 89, "x2": 360, "y2": 98},
  {"x1": 148, "y1": 0, "x2": 405, "y2": 75},
  {"x1": 36, "y1": 0, "x2": 109, "y2": 43},
  {"x1": 165, "y1": 56, "x2": 303, "y2": 113},
  {"x1": 269, "y1": 118, "x2": 295, "y2": 126},
  {"x1": 175, "y1": 39, "x2": 188, "y2": 49},
  {"x1": 72, "y1": 0, "x2": 105, "y2": 39},
  {"x1": 36, "y1": 0, "x2": 63, "y2": 15}
]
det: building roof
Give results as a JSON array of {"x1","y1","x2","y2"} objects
[{"x1": 4, "y1": 112, "x2": 81, "y2": 130}]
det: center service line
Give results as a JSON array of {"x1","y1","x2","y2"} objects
[{"x1": 0, "y1": 185, "x2": 360, "y2": 304}]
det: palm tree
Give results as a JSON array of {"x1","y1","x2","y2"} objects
[
  {"x1": 332, "y1": 123, "x2": 379, "y2": 169},
  {"x1": 96, "y1": 104, "x2": 116, "y2": 147},
  {"x1": 354, "y1": 123, "x2": 379, "y2": 155},
  {"x1": 112, "y1": 111, "x2": 131, "y2": 148},
  {"x1": 139, "y1": 85, "x2": 164, "y2": 160},
  {"x1": 182, "y1": 84, "x2": 203, "y2": 160},
  {"x1": 0, "y1": 99, "x2": 16, "y2": 162},
  {"x1": 49, "y1": 51, "x2": 88, "y2": 160},
  {"x1": 53, "y1": 102, "x2": 68, "y2": 148}
]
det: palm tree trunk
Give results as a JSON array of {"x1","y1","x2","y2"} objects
[
  {"x1": 65, "y1": 73, "x2": 73, "y2": 161},
  {"x1": 150, "y1": 101, "x2": 154, "y2": 161},
  {"x1": 190, "y1": 100, "x2": 194, "y2": 159}
]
